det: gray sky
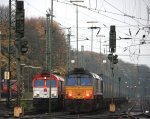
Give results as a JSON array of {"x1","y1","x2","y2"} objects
[{"x1": 1, "y1": 0, "x2": 150, "y2": 68}]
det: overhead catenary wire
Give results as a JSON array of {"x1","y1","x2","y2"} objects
[
  {"x1": 24, "y1": 0, "x2": 149, "y2": 33},
  {"x1": 142, "y1": 0, "x2": 150, "y2": 9},
  {"x1": 22, "y1": 0, "x2": 150, "y2": 66},
  {"x1": 67, "y1": 1, "x2": 148, "y2": 37},
  {"x1": 24, "y1": 0, "x2": 45, "y2": 15},
  {"x1": 57, "y1": 0, "x2": 149, "y2": 23}
]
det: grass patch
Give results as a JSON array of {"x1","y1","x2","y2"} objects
[{"x1": 22, "y1": 92, "x2": 33, "y2": 99}]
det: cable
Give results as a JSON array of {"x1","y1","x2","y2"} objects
[
  {"x1": 24, "y1": 0, "x2": 150, "y2": 51},
  {"x1": 24, "y1": 0, "x2": 45, "y2": 15},
  {"x1": 56, "y1": 0, "x2": 149, "y2": 22},
  {"x1": 142, "y1": 0, "x2": 150, "y2": 8},
  {"x1": 103, "y1": 0, "x2": 145, "y2": 26},
  {"x1": 24, "y1": 0, "x2": 76, "y2": 29},
  {"x1": 104, "y1": 0, "x2": 124, "y2": 14},
  {"x1": 54, "y1": 0, "x2": 149, "y2": 36},
  {"x1": 90, "y1": 8, "x2": 140, "y2": 27}
]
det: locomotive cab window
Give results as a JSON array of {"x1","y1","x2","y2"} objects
[
  {"x1": 66, "y1": 75, "x2": 77, "y2": 86},
  {"x1": 66, "y1": 74, "x2": 92, "y2": 86},
  {"x1": 80, "y1": 75, "x2": 92, "y2": 86},
  {"x1": 34, "y1": 80, "x2": 44, "y2": 87},
  {"x1": 46, "y1": 80, "x2": 56, "y2": 87}
]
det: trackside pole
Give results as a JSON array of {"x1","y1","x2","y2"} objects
[{"x1": 108, "y1": 25, "x2": 117, "y2": 113}]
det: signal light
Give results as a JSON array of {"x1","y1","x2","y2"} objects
[
  {"x1": 20, "y1": 39, "x2": 28, "y2": 54},
  {"x1": 113, "y1": 54, "x2": 118, "y2": 64},
  {"x1": 107, "y1": 54, "x2": 118, "y2": 64},
  {"x1": 108, "y1": 53, "x2": 113, "y2": 61}
]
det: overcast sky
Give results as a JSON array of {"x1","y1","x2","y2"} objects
[{"x1": 1, "y1": 0, "x2": 150, "y2": 68}]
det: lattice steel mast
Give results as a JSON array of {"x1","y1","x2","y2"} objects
[{"x1": 7, "y1": 0, "x2": 16, "y2": 108}]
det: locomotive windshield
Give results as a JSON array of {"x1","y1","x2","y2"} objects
[
  {"x1": 80, "y1": 77, "x2": 91, "y2": 86},
  {"x1": 46, "y1": 80, "x2": 56, "y2": 87},
  {"x1": 66, "y1": 74, "x2": 92, "y2": 86},
  {"x1": 66, "y1": 76, "x2": 77, "y2": 86},
  {"x1": 34, "y1": 80, "x2": 44, "y2": 87}
]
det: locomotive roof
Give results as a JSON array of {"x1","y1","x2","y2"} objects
[
  {"x1": 54, "y1": 75, "x2": 65, "y2": 81},
  {"x1": 90, "y1": 72, "x2": 102, "y2": 80},
  {"x1": 68, "y1": 68, "x2": 102, "y2": 80}
]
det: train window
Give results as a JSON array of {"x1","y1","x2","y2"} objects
[
  {"x1": 34, "y1": 80, "x2": 44, "y2": 87},
  {"x1": 66, "y1": 77, "x2": 77, "y2": 86},
  {"x1": 46, "y1": 80, "x2": 56, "y2": 87},
  {"x1": 80, "y1": 77, "x2": 92, "y2": 86}
]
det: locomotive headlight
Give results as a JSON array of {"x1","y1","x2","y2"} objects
[
  {"x1": 68, "y1": 93, "x2": 72, "y2": 97},
  {"x1": 145, "y1": 110, "x2": 149, "y2": 114},
  {"x1": 51, "y1": 93, "x2": 57, "y2": 98},
  {"x1": 66, "y1": 91, "x2": 73, "y2": 98},
  {"x1": 86, "y1": 93, "x2": 90, "y2": 97},
  {"x1": 85, "y1": 91, "x2": 92, "y2": 99},
  {"x1": 34, "y1": 91, "x2": 39, "y2": 97}
]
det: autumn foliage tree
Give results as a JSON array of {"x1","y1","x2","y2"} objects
[
  {"x1": 25, "y1": 17, "x2": 67, "y2": 74},
  {"x1": 0, "y1": 5, "x2": 17, "y2": 79}
]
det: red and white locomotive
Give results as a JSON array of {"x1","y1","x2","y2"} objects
[{"x1": 32, "y1": 71, "x2": 64, "y2": 111}]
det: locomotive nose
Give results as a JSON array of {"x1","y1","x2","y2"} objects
[{"x1": 44, "y1": 88, "x2": 47, "y2": 92}]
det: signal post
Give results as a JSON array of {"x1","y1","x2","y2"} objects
[
  {"x1": 14, "y1": 1, "x2": 27, "y2": 117},
  {"x1": 108, "y1": 25, "x2": 118, "y2": 113}
]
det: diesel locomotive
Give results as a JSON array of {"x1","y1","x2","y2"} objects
[
  {"x1": 64, "y1": 68, "x2": 127, "y2": 113},
  {"x1": 32, "y1": 71, "x2": 64, "y2": 111},
  {"x1": 64, "y1": 68, "x2": 103, "y2": 112}
]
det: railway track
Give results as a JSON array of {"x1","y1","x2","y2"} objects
[
  {"x1": 1, "y1": 98, "x2": 150, "y2": 119},
  {"x1": 0, "y1": 99, "x2": 33, "y2": 118},
  {"x1": 21, "y1": 112, "x2": 128, "y2": 119},
  {"x1": 127, "y1": 101, "x2": 150, "y2": 119}
]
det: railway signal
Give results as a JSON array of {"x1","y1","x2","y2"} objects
[
  {"x1": 109, "y1": 25, "x2": 116, "y2": 53},
  {"x1": 113, "y1": 55, "x2": 118, "y2": 64},
  {"x1": 108, "y1": 53, "x2": 113, "y2": 62},
  {"x1": 16, "y1": 1, "x2": 24, "y2": 38},
  {"x1": 20, "y1": 39, "x2": 28, "y2": 54},
  {"x1": 108, "y1": 26, "x2": 118, "y2": 112},
  {"x1": 108, "y1": 54, "x2": 118, "y2": 64}
]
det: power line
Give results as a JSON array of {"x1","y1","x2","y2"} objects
[
  {"x1": 24, "y1": 0, "x2": 45, "y2": 15},
  {"x1": 104, "y1": 0, "x2": 125, "y2": 14},
  {"x1": 24, "y1": 0, "x2": 149, "y2": 28},
  {"x1": 103, "y1": 0, "x2": 147, "y2": 23},
  {"x1": 56, "y1": 0, "x2": 148, "y2": 28},
  {"x1": 142, "y1": 0, "x2": 150, "y2": 8}
]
